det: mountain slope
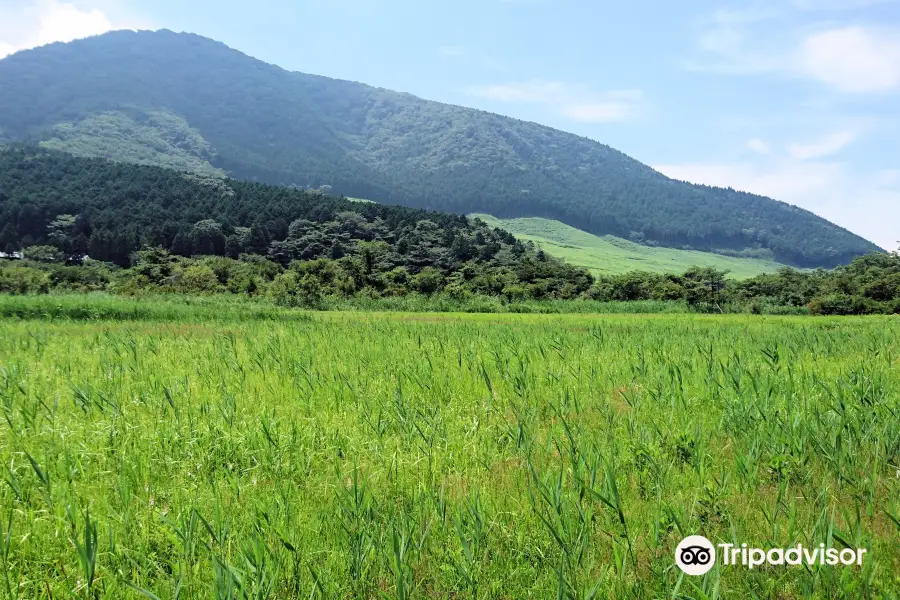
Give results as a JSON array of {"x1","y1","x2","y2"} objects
[
  {"x1": 471, "y1": 214, "x2": 792, "y2": 279},
  {"x1": 0, "y1": 29, "x2": 881, "y2": 268}
]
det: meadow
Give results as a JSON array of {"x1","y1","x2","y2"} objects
[
  {"x1": 0, "y1": 297, "x2": 898, "y2": 599},
  {"x1": 471, "y1": 214, "x2": 790, "y2": 279}
]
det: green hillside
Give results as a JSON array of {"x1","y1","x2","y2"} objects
[
  {"x1": 40, "y1": 110, "x2": 225, "y2": 177},
  {"x1": 0, "y1": 30, "x2": 881, "y2": 268},
  {"x1": 472, "y1": 214, "x2": 791, "y2": 279}
]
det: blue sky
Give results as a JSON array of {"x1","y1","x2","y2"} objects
[{"x1": 1, "y1": 0, "x2": 898, "y2": 249}]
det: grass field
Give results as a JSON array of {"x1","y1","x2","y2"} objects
[
  {"x1": 0, "y1": 297, "x2": 897, "y2": 598},
  {"x1": 472, "y1": 214, "x2": 791, "y2": 279}
]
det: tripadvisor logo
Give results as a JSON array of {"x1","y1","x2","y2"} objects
[
  {"x1": 675, "y1": 536, "x2": 716, "y2": 576},
  {"x1": 675, "y1": 536, "x2": 868, "y2": 576}
]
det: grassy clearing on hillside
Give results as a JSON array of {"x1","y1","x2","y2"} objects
[
  {"x1": 39, "y1": 110, "x2": 225, "y2": 178},
  {"x1": 1, "y1": 298, "x2": 897, "y2": 598},
  {"x1": 472, "y1": 214, "x2": 791, "y2": 279}
]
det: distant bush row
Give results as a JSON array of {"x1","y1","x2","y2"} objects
[{"x1": 587, "y1": 252, "x2": 900, "y2": 315}]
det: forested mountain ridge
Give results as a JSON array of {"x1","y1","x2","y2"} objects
[
  {"x1": 0, "y1": 29, "x2": 881, "y2": 268},
  {"x1": 0, "y1": 147, "x2": 593, "y2": 300}
]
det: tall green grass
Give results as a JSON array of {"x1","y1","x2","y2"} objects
[
  {"x1": 326, "y1": 294, "x2": 688, "y2": 314},
  {"x1": 0, "y1": 303, "x2": 897, "y2": 598},
  {"x1": 0, "y1": 293, "x2": 693, "y2": 321},
  {"x1": 0, "y1": 293, "x2": 312, "y2": 322}
]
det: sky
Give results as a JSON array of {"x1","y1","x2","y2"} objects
[{"x1": 0, "y1": 0, "x2": 898, "y2": 250}]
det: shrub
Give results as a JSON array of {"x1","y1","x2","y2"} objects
[
  {"x1": 21, "y1": 245, "x2": 64, "y2": 263},
  {"x1": 501, "y1": 284, "x2": 526, "y2": 302},
  {"x1": 48, "y1": 263, "x2": 113, "y2": 292},
  {"x1": 177, "y1": 265, "x2": 221, "y2": 294},
  {"x1": 269, "y1": 272, "x2": 323, "y2": 309},
  {"x1": 652, "y1": 280, "x2": 685, "y2": 301},
  {"x1": 862, "y1": 274, "x2": 900, "y2": 302},
  {"x1": 411, "y1": 267, "x2": 444, "y2": 295},
  {"x1": 808, "y1": 294, "x2": 881, "y2": 315},
  {"x1": 0, "y1": 266, "x2": 51, "y2": 294}
]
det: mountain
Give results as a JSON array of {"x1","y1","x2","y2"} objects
[{"x1": 0, "y1": 30, "x2": 881, "y2": 268}]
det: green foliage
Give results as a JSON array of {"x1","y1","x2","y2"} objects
[
  {"x1": 21, "y1": 245, "x2": 64, "y2": 263},
  {"x1": 808, "y1": 294, "x2": 863, "y2": 316},
  {"x1": 177, "y1": 265, "x2": 221, "y2": 294},
  {"x1": 682, "y1": 266, "x2": 728, "y2": 310},
  {"x1": 0, "y1": 266, "x2": 50, "y2": 294},
  {"x1": 0, "y1": 31, "x2": 880, "y2": 267},
  {"x1": 46, "y1": 260, "x2": 113, "y2": 292},
  {"x1": 411, "y1": 266, "x2": 444, "y2": 295},
  {"x1": 269, "y1": 271, "x2": 324, "y2": 309}
]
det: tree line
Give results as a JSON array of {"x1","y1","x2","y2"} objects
[{"x1": 3, "y1": 248, "x2": 898, "y2": 315}]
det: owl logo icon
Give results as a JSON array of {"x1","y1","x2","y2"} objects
[{"x1": 675, "y1": 536, "x2": 716, "y2": 576}]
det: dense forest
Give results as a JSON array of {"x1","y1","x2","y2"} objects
[
  {"x1": 0, "y1": 147, "x2": 592, "y2": 301},
  {"x1": 0, "y1": 30, "x2": 880, "y2": 268}
]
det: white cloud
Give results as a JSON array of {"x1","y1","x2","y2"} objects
[
  {"x1": 698, "y1": 26, "x2": 744, "y2": 56},
  {"x1": 686, "y1": 5, "x2": 900, "y2": 94},
  {"x1": 876, "y1": 169, "x2": 900, "y2": 186},
  {"x1": 468, "y1": 80, "x2": 564, "y2": 103},
  {"x1": 439, "y1": 45, "x2": 465, "y2": 57},
  {"x1": 747, "y1": 138, "x2": 770, "y2": 154},
  {"x1": 654, "y1": 159, "x2": 897, "y2": 250},
  {"x1": 683, "y1": 6, "x2": 784, "y2": 74},
  {"x1": 707, "y1": 6, "x2": 782, "y2": 25},
  {"x1": 561, "y1": 102, "x2": 634, "y2": 123},
  {"x1": 466, "y1": 81, "x2": 645, "y2": 122},
  {"x1": 798, "y1": 27, "x2": 900, "y2": 93},
  {"x1": 0, "y1": 0, "x2": 147, "y2": 59},
  {"x1": 792, "y1": 0, "x2": 899, "y2": 9},
  {"x1": 788, "y1": 130, "x2": 858, "y2": 159}
]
